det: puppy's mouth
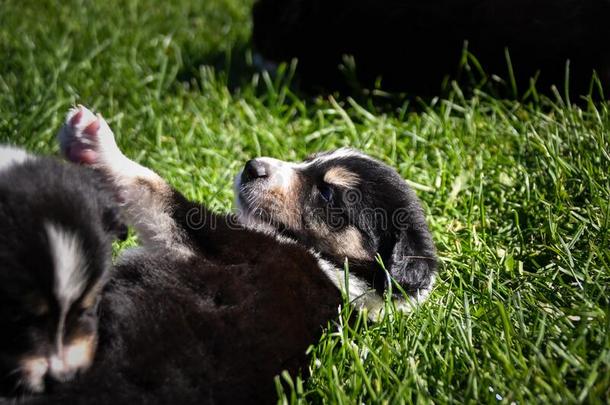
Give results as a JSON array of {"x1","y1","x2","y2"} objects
[
  {"x1": 234, "y1": 171, "x2": 269, "y2": 227},
  {"x1": 234, "y1": 170, "x2": 255, "y2": 215},
  {"x1": 3, "y1": 330, "x2": 99, "y2": 396}
]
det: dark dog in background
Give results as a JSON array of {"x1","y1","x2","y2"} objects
[
  {"x1": 0, "y1": 147, "x2": 124, "y2": 396},
  {"x1": 253, "y1": 0, "x2": 610, "y2": 96}
]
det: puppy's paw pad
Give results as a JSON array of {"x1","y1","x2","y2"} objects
[{"x1": 59, "y1": 106, "x2": 116, "y2": 166}]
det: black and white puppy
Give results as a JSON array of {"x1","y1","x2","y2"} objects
[
  {"x1": 29, "y1": 106, "x2": 436, "y2": 404},
  {"x1": 235, "y1": 148, "x2": 437, "y2": 307},
  {"x1": 0, "y1": 147, "x2": 124, "y2": 397}
]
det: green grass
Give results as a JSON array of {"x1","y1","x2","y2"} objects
[{"x1": 1, "y1": 0, "x2": 609, "y2": 403}]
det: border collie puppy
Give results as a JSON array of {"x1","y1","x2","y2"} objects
[
  {"x1": 0, "y1": 147, "x2": 124, "y2": 397},
  {"x1": 235, "y1": 149, "x2": 437, "y2": 305},
  {"x1": 32, "y1": 105, "x2": 436, "y2": 404}
]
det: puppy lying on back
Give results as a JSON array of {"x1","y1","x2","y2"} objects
[
  {"x1": 0, "y1": 147, "x2": 124, "y2": 397},
  {"x1": 8, "y1": 105, "x2": 436, "y2": 404}
]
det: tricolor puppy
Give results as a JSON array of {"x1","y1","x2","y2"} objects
[
  {"x1": 31, "y1": 106, "x2": 436, "y2": 404},
  {"x1": 0, "y1": 147, "x2": 124, "y2": 396},
  {"x1": 236, "y1": 149, "x2": 437, "y2": 305}
]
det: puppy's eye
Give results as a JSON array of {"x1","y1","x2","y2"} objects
[
  {"x1": 80, "y1": 306, "x2": 98, "y2": 320},
  {"x1": 318, "y1": 184, "x2": 334, "y2": 202}
]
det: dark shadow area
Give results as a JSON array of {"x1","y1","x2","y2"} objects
[
  {"x1": 176, "y1": 0, "x2": 610, "y2": 108},
  {"x1": 177, "y1": 41, "x2": 257, "y2": 91},
  {"x1": 251, "y1": 0, "x2": 610, "y2": 100}
]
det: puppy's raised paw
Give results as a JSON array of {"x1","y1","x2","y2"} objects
[{"x1": 58, "y1": 105, "x2": 120, "y2": 167}]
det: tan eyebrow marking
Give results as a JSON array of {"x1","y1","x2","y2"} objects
[
  {"x1": 323, "y1": 167, "x2": 360, "y2": 188},
  {"x1": 334, "y1": 226, "x2": 369, "y2": 260},
  {"x1": 62, "y1": 334, "x2": 97, "y2": 370},
  {"x1": 311, "y1": 224, "x2": 370, "y2": 261},
  {"x1": 80, "y1": 280, "x2": 105, "y2": 310}
]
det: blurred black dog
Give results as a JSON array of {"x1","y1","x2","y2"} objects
[
  {"x1": 253, "y1": 0, "x2": 610, "y2": 96},
  {"x1": 0, "y1": 147, "x2": 124, "y2": 397},
  {"x1": 11, "y1": 105, "x2": 434, "y2": 404}
]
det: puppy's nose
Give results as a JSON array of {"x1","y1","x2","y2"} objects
[{"x1": 242, "y1": 159, "x2": 269, "y2": 183}]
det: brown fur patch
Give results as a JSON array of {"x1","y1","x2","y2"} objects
[
  {"x1": 80, "y1": 281, "x2": 104, "y2": 309},
  {"x1": 267, "y1": 179, "x2": 303, "y2": 230},
  {"x1": 323, "y1": 167, "x2": 360, "y2": 188},
  {"x1": 63, "y1": 334, "x2": 97, "y2": 371},
  {"x1": 133, "y1": 176, "x2": 171, "y2": 196},
  {"x1": 310, "y1": 224, "x2": 370, "y2": 261}
]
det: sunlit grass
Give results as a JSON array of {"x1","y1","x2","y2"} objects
[{"x1": 1, "y1": 1, "x2": 608, "y2": 403}]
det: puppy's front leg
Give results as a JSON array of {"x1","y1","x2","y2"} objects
[{"x1": 58, "y1": 106, "x2": 193, "y2": 258}]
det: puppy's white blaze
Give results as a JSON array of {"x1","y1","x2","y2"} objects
[
  {"x1": 45, "y1": 222, "x2": 88, "y2": 308},
  {"x1": 324, "y1": 147, "x2": 369, "y2": 160},
  {"x1": 305, "y1": 148, "x2": 374, "y2": 167},
  {"x1": 0, "y1": 146, "x2": 31, "y2": 172},
  {"x1": 256, "y1": 157, "x2": 297, "y2": 188}
]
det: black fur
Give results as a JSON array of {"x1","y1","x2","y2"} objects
[
  {"x1": 0, "y1": 154, "x2": 121, "y2": 397},
  {"x1": 3, "y1": 147, "x2": 435, "y2": 404},
  {"x1": 306, "y1": 153, "x2": 436, "y2": 296},
  {"x1": 241, "y1": 151, "x2": 438, "y2": 297},
  {"x1": 31, "y1": 191, "x2": 341, "y2": 404},
  {"x1": 252, "y1": 0, "x2": 610, "y2": 96}
]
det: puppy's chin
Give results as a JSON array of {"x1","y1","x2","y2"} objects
[
  {"x1": 234, "y1": 172, "x2": 271, "y2": 232},
  {"x1": 9, "y1": 334, "x2": 97, "y2": 395},
  {"x1": 235, "y1": 195, "x2": 277, "y2": 234}
]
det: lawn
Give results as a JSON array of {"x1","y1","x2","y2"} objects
[{"x1": 1, "y1": 0, "x2": 609, "y2": 403}]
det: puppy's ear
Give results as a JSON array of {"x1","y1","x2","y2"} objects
[
  {"x1": 102, "y1": 206, "x2": 128, "y2": 241},
  {"x1": 385, "y1": 222, "x2": 437, "y2": 299}
]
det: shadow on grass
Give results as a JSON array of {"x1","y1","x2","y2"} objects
[
  {"x1": 177, "y1": 41, "x2": 258, "y2": 92},
  {"x1": 175, "y1": 39, "x2": 607, "y2": 115}
]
